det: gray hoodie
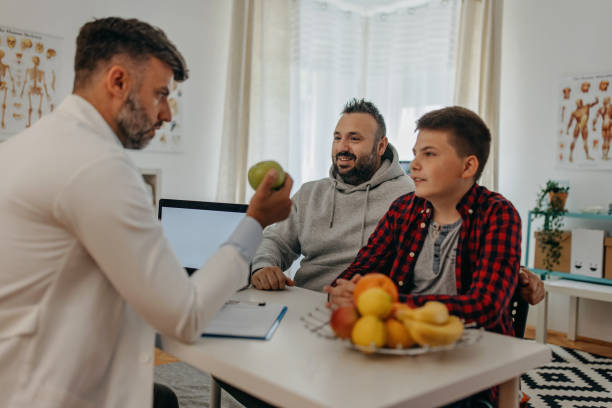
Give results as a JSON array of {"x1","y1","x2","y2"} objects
[{"x1": 251, "y1": 144, "x2": 415, "y2": 291}]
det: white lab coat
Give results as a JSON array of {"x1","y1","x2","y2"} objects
[{"x1": 0, "y1": 95, "x2": 259, "y2": 407}]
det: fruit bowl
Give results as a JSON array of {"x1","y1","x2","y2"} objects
[
  {"x1": 300, "y1": 304, "x2": 483, "y2": 356},
  {"x1": 344, "y1": 327, "x2": 483, "y2": 356}
]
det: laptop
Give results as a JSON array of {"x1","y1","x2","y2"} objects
[{"x1": 158, "y1": 199, "x2": 248, "y2": 275}]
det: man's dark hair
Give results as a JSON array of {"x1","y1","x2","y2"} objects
[
  {"x1": 416, "y1": 106, "x2": 491, "y2": 181},
  {"x1": 73, "y1": 17, "x2": 188, "y2": 90},
  {"x1": 342, "y1": 98, "x2": 386, "y2": 142}
]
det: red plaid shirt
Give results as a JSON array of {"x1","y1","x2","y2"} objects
[{"x1": 335, "y1": 183, "x2": 521, "y2": 336}]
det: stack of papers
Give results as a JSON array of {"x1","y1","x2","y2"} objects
[{"x1": 202, "y1": 301, "x2": 287, "y2": 340}]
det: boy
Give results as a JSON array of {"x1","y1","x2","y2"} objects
[
  {"x1": 326, "y1": 105, "x2": 520, "y2": 405},
  {"x1": 326, "y1": 106, "x2": 520, "y2": 405}
]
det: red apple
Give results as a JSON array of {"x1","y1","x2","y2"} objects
[{"x1": 330, "y1": 306, "x2": 359, "y2": 339}]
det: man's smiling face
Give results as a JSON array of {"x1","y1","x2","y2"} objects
[{"x1": 331, "y1": 113, "x2": 385, "y2": 185}]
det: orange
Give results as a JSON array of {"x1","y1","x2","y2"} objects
[
  {"x1": 353, "y1": 273, "x2": 398, "y2": 305},
  {"x1": 385, "y1": 317, "x2": 415, "y2": 348}
]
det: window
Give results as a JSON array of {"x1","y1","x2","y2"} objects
[{"x1": 289, "y1": 0, "x2": 459, "y2": 183}]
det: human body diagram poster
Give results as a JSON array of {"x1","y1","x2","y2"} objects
[
  {"x1": 0, "y1": 25, "x2": 62, "y2": 140},
  {"x1": 557, "y1": 73, "x2": 612, "y2": 171}
]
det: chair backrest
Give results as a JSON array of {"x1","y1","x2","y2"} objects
[{"x1": 510, "y1": 286, "x2": 529, "y2": 338}]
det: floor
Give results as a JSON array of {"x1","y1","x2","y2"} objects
[
  {"x1": 155, "y1": 347, "x2": 179, "y2": 366},
  {"x1": 154, "y1": 325, "x2": 612, "y2": 367},
  {"x1": 523, "y1": 325, "x2": 612, "y2": 358}
]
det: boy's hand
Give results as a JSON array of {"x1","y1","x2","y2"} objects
[
  {"x1": 323, "y1": 275, "x2": 362, "y2": 309},
  {"x1": 247, "y1": 169, "x2": 293, "y2": 228},
  {"x1": 251, "y1": 266, "x2": 296, "y2": 290},
  {"x1": 519, "y1": 267, "x2": 545, "y2": 305}
]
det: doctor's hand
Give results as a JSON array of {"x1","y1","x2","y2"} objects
[
  {"x1": 251, "y1": 266, "x2": 296, "y2": 290},
  {"x1": 247, "y1": 170, "x2": 293, "y2": 228},
  {"x1": 323, "y1": 274, "x2": 362, "y2": 309}
]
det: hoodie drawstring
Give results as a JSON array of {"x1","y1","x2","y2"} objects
[
  {"x1": 360, "y1": 184, "x2": 371, "y2": 246},
  {"x1": 329, "y1": 180, "x2": 337, "y2": 228}
]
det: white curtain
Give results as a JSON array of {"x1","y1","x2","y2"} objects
[
  {"x1": 288, "y1": 0, "x2": 365, "y2": 185},
  {"x1": 246, "y1": 0, "x2": 291, "y2": 194},
  {"x1": 453, "y1": 0, "x2": 503, "y2": 191},
  {"x1": 365, "y1": 0, "x2": 460, "y2": 161},
  {"x1": 217, "y1": 0, "x2": 461, "y2": 199},
  {"x1": 216, "y1": 0, "x2": 254, "y2": 203},
  {"x1": 289, "y1": 0, "x2": 460, "y2": 183},
  {"x1": 217, "y1": 0, "x2": 291, "y2": 203}
]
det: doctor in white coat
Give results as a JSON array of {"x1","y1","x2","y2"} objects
[{"x1": 0, "y1": 17, "x2": 293, "y2": 408}]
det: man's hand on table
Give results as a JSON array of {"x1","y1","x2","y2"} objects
[{"x1": 251, "y1": 266, "x2": 296, "y2": 290}]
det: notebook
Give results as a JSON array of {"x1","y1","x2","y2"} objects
[
  {"x1": 158, "y1": 199, "x2": 248, "y2": 275},
  {"x1": 202, "y1": 300, "x2": 288, "y2": 340}
]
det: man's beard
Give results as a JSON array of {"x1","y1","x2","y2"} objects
[
  {"x1": 116, "y1": 92, "x2": 158, "y2": 150},
  {"x1": 333, "y1": 145, "x2": 380, "y2": 185}
]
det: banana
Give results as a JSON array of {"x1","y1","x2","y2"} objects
[
  {"x1": 395, "y1": 301, "x2": 449, "y2": 325},
  {"x1": 404, "y1": 315, "x2": 464, "y2": 347}
]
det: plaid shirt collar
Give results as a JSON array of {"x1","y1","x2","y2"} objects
[{"x1": 415, "y1": 182, "x2": 479, "y2": 222}]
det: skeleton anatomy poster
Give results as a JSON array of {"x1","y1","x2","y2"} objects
[
  {"x1": 557, "y1": 73, "x2": 612, "y2": 171},
  {"x1": 0, "y1": 25, "x2": 62, "y2": 140}
]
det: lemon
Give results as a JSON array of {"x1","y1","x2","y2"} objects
[
  {"x1": 351, "y1": 315, "x2": 386, "y2": 348},
  {"x1": 357, "y1": 287, "x2": 392, "y2": 318}
]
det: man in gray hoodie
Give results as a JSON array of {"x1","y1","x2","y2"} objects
[{"x1": 250, "y1": 99, "x2": 414, "y2": 291}]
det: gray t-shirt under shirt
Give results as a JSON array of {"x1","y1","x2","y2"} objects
[{"x1": 410, "y1": 218, "x2": 461, "y2": 295}]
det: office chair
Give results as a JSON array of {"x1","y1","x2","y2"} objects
[{"x1": 510, "y1": 286, "x2": 529, "y2": 339}]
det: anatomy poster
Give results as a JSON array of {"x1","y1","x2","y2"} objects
[
  {"x1": 0, "y1": 25, "x2": 62, "y2": 140},
  {"x1": 557, "y1": 73, "x2": 612, "y2": 170},
  {"x1": 145, "y1": 79, "x2": 184, "y2": 153}
]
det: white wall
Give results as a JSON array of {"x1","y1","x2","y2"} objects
[
  {"x1": 2, "y1": 0, "x2": 233, "y2": 201},
  {"x1": 500, "y1": 0, "x2": 612, "y2": 341}
]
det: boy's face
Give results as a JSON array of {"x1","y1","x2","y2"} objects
[{"x1": 410, "y1": 129, "x2": 471, "y2": 202}]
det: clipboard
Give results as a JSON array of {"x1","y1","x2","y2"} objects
[{"x1": 202, "y1": 300, "x2": 288, "y2": 340}]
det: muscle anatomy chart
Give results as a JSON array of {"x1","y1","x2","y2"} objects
[{"x1": 557, "y1": 73, "x2": 612, "y2": 171}]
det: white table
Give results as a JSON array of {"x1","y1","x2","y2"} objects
[
  {"x1": 536, "y1": 278, "x2": 612, "y2": 343},
  {"x1": 162, "y1": 287, "x2": 551, "y2": 408}
]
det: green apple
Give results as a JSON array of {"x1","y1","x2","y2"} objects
[{"x1": 248, "y1": 160, "x2": 286, "y2": 190}]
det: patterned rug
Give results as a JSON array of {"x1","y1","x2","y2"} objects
[{"x1": 521, "y1": 344, "x2": 612, "y2": 408}]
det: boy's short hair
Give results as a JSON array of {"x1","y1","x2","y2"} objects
[
  {"x1": 73, "y1": 17, "x2": 188, "y2": 90},
  {"x1": 416, "y1": 106, "x2": 491, "y2": 181},
  {"x1": 342, "y1": 98, "x2": 386, "y2": 142}
]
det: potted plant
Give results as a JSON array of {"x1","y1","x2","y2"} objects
[
  {"x1": 545, "y1": 180, "x2": 569, "y2": 211},
  {"x1": 533, "y1": 180, "x2": 570, "y2": 272}
]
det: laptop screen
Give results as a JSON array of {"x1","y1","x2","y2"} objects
[{"x1": 158, "y1": 199, "x2": 248, "y2": 274}]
